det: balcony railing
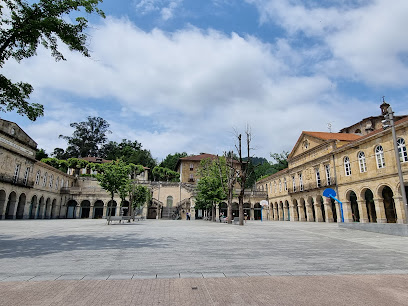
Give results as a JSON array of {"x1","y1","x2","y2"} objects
[
  {"x1": 0, "y1": 174, "x2": 34, "y2": 188},
  {"x1": 287, "y1": 178, "x2": 336, "y2": 194}
]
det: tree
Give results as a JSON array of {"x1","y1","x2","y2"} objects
[
  {"x1": 195, "y1": 158, "x2": 226, "y2": 220},
  {"x1": 152, "y1": 166, "x2": 179, "y2": 182},
  {"x1": 51, "y1": 147, "x2": 68, "y2": 160},
  {"x1": 59, "y1": 116, "x2": 111, "y2": 157},
  {"x1": 131, "y1": 185, "x2": 151, "y2": 215},
  {"x1": 270, "y1": 151, "x2": 289, "y2": 172},
  {"x1": 96, "y1": 159, "x2": 132, "y2": 224},
  {"x1": 235, "y1": 127, "x2": 253, "y2": 226},
  {"x1": 0, "y1": 0, "x2": 105, "y2": 120},
  {"x1": 100, "y1": 139, "x2": 157, "y2": 169},
  {"x1": 160, "y1": 152, "x2": 188, "y2": 171},
  {"x1": 218, "y1": 152, "x2": 238, "y2": 224},
  {"x1": 35, "y1": 148, "x2": 48, "y2": 160}
]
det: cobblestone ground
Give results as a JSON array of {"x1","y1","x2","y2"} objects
[{"x1": 0, "y1": 219, "x2": 408, "y2": 305}]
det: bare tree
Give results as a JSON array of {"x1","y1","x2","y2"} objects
[
  {"x1": 216, "y1": 151, "x2": 238, "y2": 224},
  {"x1": 235, "y1": 127, "x2": 253, "y2": 226}
]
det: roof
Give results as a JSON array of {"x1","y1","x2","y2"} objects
[
  {"x1": 179, "y1": 153, "x2": 219, "y2": 162},
  {"x1": 303, "y1": 131, "x2": 362, "y2": 141}
]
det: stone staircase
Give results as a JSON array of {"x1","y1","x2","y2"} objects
[{"x1": 161, "y1": 206, "x2": 178, "y2": 219}]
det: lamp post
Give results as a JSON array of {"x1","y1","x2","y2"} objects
[{"x1": 381, "y1": 101, "x2": 408, "y2": 224}]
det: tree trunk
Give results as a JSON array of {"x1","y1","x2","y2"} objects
[
  {"x1": 107, "y1": 194, "x2": 113, "y2": 225},
  {"x1": 227, "y1": 190, "x2": 233, "y2": 224}
]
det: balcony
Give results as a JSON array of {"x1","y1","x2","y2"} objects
[
  {"x1": 0, "y1": 174, "x2": 34, "y2": 188},
  {"x1": 288, "y1": 178, "x2": 336, "y2": 195}
]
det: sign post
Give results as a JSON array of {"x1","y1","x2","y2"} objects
[{"x1": 323, "y1": 188, "x2": 344, "y2": 222}]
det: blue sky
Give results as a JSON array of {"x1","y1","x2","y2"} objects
[{"x1": 3, "y1": 0, "x2": 408, "y2": 161}]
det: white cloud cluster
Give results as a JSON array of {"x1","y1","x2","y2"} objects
[
  {"x1": 134, "y1": 0, "x2": 183, "y2": 21},
  {"x1": 247, "y1": 0, "x2": 408, "y2": 87},
  {"x1": 3, "y1": 0, "x2": 402, "y2": 160}
]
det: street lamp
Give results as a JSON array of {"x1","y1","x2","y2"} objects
[{"x1": 381, "y1": 100, "x2": 408, "y2": 224}]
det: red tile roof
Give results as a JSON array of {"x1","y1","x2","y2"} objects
[
  {"x1": 303, "y1": 131, "x2": 362, "y2": 141},
  {"x1": 179, "y1": 153, "x2": 218, "y2": 161}
]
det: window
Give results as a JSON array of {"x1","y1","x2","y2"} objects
[
  {"x1": 190, "y1": 163, "x2": 194, "y2": 171},
  {"x1": 397, "y1": 138, "x2": 408, "y2": 162},
  {"x1": 375, "y1": 145, "x2": 385, "y2": 168},
  {"x1": 43, "y1": 172, "x2": 48, "y2": 187},
  {"x1": 279, "y1": 180, "x2": 282, "y2": 192},
  {"x1": 189, "y1": 174, "x2": 194, "y2": 182},
  {"x1": 316, "y1": 169, "x2": 321, "y2": 188},
  {"x1": 325, "y1": 165, "x2": 331, "y2": 185},
  {"x1": 55, "y1": 177, "x2": 59, "y2": 189},
  {"x1": 35, "y1": 171, "x2": 41, "y2": 185},
  {"x1": 284, "y1": 178, "x2": 287, "y2": 191},
  {"x1": 23, "y1": 167, "x2": 30, "y2": 185},
  {"x1": 358, "y1": 151, "x2": 367, "y2": 173},
  {"x1": 49, "y1": 174, "x2": 54, "y2": 188},
  {"x1": 344, "y1": 157, "x2": 351, "y2": 176},
  {"x1": 299, "y1": 173, "x2": 304, "y2": 191},
  {"x1": 292, "y1": 176, "x2": 296, "y2": 192},
  {"x1": 61, "y1": 178, "x2": 64, "y2": 188},
  {"x1": 13, "y1": 164, "x2": 21, "y2": 183}
]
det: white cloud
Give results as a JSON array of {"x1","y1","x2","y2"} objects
[
  {"x1": 134, "y1": 0, "x2": 183, "y2": 20},
  {"x1": 2, "y1": 16, "x2": 382, "y2": 160}
]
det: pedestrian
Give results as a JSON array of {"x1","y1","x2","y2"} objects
[
  {"x1": 186, "y1": 212, "x2": 190, "y2": 220},
  {"x1": 244, "y1": 212, "x2": 247, "y2": 223}
]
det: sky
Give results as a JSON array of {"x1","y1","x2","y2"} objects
[{"x1": 3, "y1": 0, "x2": 408, "y2": 162}]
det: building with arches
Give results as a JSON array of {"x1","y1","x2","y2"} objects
[{"x1": 257, "y1": 103, "x2": 408, "y2": 224}]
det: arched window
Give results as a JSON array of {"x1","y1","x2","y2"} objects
[
  {"x1": 344, "y1": 157, "x2": 351, "y2": 176},
  {"x1": 55, "y1": 177, "x2": 59, "y2": 189},
  {"x1": 61, "y1": 178, "x2": 64, "y2": 188},
  {"x1": 49, "y1": 174, "x2": 54, "y2": 188},
  {"x1": 397, "y1": 138, "x2": 408, "y2": 162},
  {"x1": 299, "y1": 173, "x2": 303, "y2": 191},
  {"x1": 284, "y1": 178, "x2": 287, "y2": 191},
  {"x1": 274, "y1": 182, "x2": 277, "y2": 193},
  {"x1": 315, "y1": 169, "x2": 321, "y2": 188},
  {"x1": 279, "y1": 180, "x2": 282, "y2": 192},
  {"x1": 35, "y1": 171, "x2": 41, "y2": 185},
  {"x1": 292, "y1": 176, "x2": 296, "y2": 192},
  {"x1": 375, "y1": 145, "x2": 385, "y2": 168},
  {"x1": 358, "y1": 151, "x2": 367, "y2": 173},
  {"x1": 43, "y1": 172, "x2": 48, "y2": 186}
]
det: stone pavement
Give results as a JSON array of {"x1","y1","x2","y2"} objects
[{"x1": 0, "y1": 219, "x2": 408, "y2": 305}]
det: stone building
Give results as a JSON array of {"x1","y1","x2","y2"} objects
[{"x1": 257, "y1": 104, "x2": 408, "y2": 224}]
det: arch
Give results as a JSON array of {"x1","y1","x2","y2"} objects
[
  {"x1": 81, "y1": 200, "x2": 91, "y2": 218},
  {"x1": 29, "y1": 195, "x2": 37, "y2": 219},
  {"x1": 220, "y1": 202, "x2": 228, "y2": 218},
  {"x1": 51, "y1": 199, "x2": 58, "y2": 218},
  {"x1": 166, "y1": 196, "x2": 173, "y2": 208},
  {"x1": 243, "y1": 203, "x2": 250, "y2": 220},
  {"x1": 307, "y1": 196, "x2": 316, "y2": 222},
  {"x1": 317, "y1": 195, "x2": 325, "y2": 222},
  {"x1": 107, "y1": 200, "x2": 117, "y2": 217},
  {"x1": 293, "y1": 199, "x2": 299, "y2": 221},
  {"x1": 66, "y1": 200, "x2": 77, "y2": 219},
  {"x1": 0, "y1": 190, "x2": 6, "y2": 220},
  {"x1": 299, "y1": 198, "x2": 307, "y2": 221},
  {"x1": 331, "y1": 198, "x2": 338, "y2": 222},
  {"x1": 354, "y1": 129, "x2": 362, "y2": 135},
  {"x1": 231, "y1": 202, "x2": 239, "y2": 218},
  {"x1": 362, "y1": 188, "x2": 377, "y2": 223},
  {"x1": 44, "y1": 198, "x2": 51, "y2": 219},
  {"x1": 121, "y1": 200, "x2": 130, "y2": 216},
  {"x1": 5, "y1": 191, "x2": 17, "y2": 219},
  {"x1": 279, "y1": 201, "x2": 284, "y2": 220},
  {"x1": 16, "y1": 193, "x2": 26, "y2": 219},
  {"x1": 254, "y1": 203, "x2": 261, "y2": 220},
  {"x1": 348, "y1": 190, "x2": 360, "y2": 222},
  {"x1": 37, "y1": 196, "x2": 45, "y2": 219},
  {"x1": 382, "y1": 186, "x2": 397, "y2": 223},
  {"x1": 284, "y1": 200, "x2": 290, "y2": 221},
  {"x1": 93, "y1": 200, "x2": 104, "y2": 219}
]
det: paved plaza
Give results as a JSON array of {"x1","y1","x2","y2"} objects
[{"x1": 1, "y1": 220, "x2": 408, "y2": 305}]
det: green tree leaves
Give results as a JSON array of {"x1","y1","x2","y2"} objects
[{"x1": 0, "y1": 0, "x2": 104, "y2": 120}]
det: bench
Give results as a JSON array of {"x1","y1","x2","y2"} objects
[
  {"x1": 108, "y1": 216, "x2": 132, "y2": 224},
  {"x1": 134, "y1": 216, "x2": 145, "y2": 221},
  {"x1": 233, "y1": 217, "x2": 240, "y2": 225}
]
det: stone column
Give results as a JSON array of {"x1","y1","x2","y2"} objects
[
  {"x1": 89, "y1": 205, "x2": 94, "y2": 219},
  {"x1": 393, "y1": 196, "x2": 407, "y2": 224},
  {"x1": 298, "y1": 203, "x2": 306, "y2": 222},
  {"x1": 115, "y1": 204, "x2": 121, "y2": 216},
  {"x1": 373, "y1": 198, "x2": 387, "y2": 223},
  {"x1": 103, "y1": 205, "x2": 107, "y2": 219},
  {"x1": 324, "y1": 197, "x2": 334, "y2": 223},
  {"x1": 273, "y1": 205, "x2": 278, "y2": 221},
  {"x1": 76, "y1": 205, "x2": 81, "y2": 218},
  {"x1": 314, "y1": 202, "x2": 324, "y2": 222},
  {"x1": 250, "y1": 203, "x2": 254, "y2": 220},
  {"x1": 215, "y1": 203, "x2": 220, "y2": 221},
  {"x1": 357, "y1": 200, "x2": 369, "y2": 223},
  {"x1": 342, "y1": 200, "x2": 353, "y2": 222},
  {"x1": 290, "y1": 203, "x2": 298, "y2": 221},
  {"x1": 305, "y1": 204, "x2": 314, "y2": 222},
  {"x1": 190, "y1": 198, "x2": 196, "y2": 220},
  {"x1": 10, "y1": 199, "x2": 18, "y2": 219},
  {"x1": 23, "y1": 200, "x2": 31, "y2": 219}
]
